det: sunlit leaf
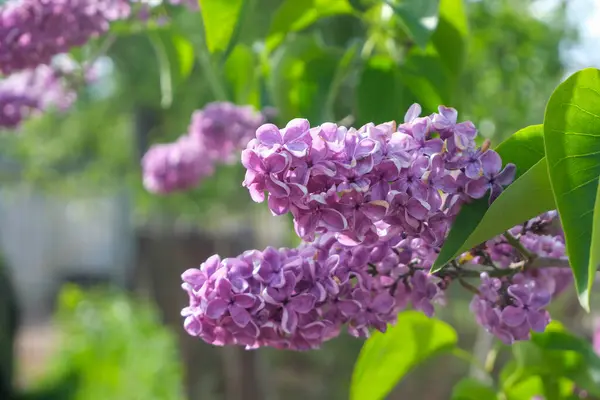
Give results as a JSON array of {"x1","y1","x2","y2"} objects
[
  {"x1": 385, "y1": 0, "x2": 440, "y2": 49},
  {"x1": 350, "y1": 311, "x2": 457, "y2": 400},
  {"x1": 451, "y1": 378, "x2": 496, "y2": 400},
  {"x1": 266, "y1": 0, "x2": 354, "y2": 52},
  {"x1": 356, "y1": 55, "x2": 415, "y2": 125},
  {"x1": 225, "y1": 44, "x2": 260, "y2": 107},
  {"x1": 269, "y1": 34, "x2": 341, "y2": 122},
  {"x1": 543, "y1": 67, "x2": 600, "y2": 310},
  {"x1": 431, "y1": 0, "x2": 468, "y2": 77},
  {"x1": 199, "y1": 0, "x2": 246, "y2": 53},
  {"x1": 147, "y1": 30, "x2": 195, "y2": 108}
]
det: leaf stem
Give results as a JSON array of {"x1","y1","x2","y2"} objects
[{"x1": 451, "y1": 347, "x2": 489, "y2": 376}]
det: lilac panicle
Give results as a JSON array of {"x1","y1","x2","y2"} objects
[
  {"x1": 142, "y1": 101, "x2": 265, "y2": 194},
  {"x1": 180, "y1": 103, "x2": 574, "y2": 350},
  {"x1": 142, "y1": 134, "x2": 213, "y2": 194},
  {"x1": 181, "y1": 233, "x2": 445, "y2": 350},
  {"x1": 0, "y1": 64, "x2": 77, "y2": 129},
  {"x1": 188, "y1": 102, "x2": 264, "y2": 164},
  {"x1": 470, "y1": 212, "x2": 570, "y2": 344},
  {"x1": 241, "y1": 104, "x2": 516, "y2": 247},
  {"x1": 0, "y1": 0, "x2": 131, "y2": 74}
]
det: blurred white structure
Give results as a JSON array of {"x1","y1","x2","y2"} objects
[{"x1": 0, "y1": 183, "x2": 134, "y2": 322}]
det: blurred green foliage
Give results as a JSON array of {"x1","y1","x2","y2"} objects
[{"x1": 20, "y1": 285, "x2": 184, "y2": 400}]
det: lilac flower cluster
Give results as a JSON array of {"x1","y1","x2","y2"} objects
[
  {"x1": 142, "y1": 102, "x2": 265, "y2": 194},
  {"x1": 181, "y1": 104, "x2": 575, "y2": 351},
  {"x1": 0, "y1": 64, "x2": 77, "y2": 129},
  {"x1": 242, "y1": 104, "x2": 516, "y2": 248},
  {"x1": 0, "y1": 0, "x2": 131, "y2": 75},
  {"x1": 181, "y1": 233, "x2": 445, "y2": 350},
  {"x1": 470, "y1": 212, "x2": 571, "y2": 344}
]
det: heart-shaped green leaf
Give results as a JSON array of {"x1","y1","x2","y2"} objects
[{"x1": 543, "y1": 67, "x2": 600, "y2": 310}]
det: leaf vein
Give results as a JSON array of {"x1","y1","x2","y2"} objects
[
  {"x1": 561, "y1": 102, "x2": 600, "y2": 119},
  {"x1": 550, "y1": 129, "x2": 600, "y2": 138},
  {"x1": 551, "y1": 150, "x2": 600, "y2": 167},
  {"x1": 560, "y1": 175, "x2": 599, "y2": 197}
]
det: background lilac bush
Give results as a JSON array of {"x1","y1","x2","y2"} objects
[{"x1": 0, "y1": 0, "x2": 599, "y2": 400}]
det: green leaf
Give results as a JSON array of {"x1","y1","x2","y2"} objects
[
  {"x1": 224, "y1": 44, "x2": 260, "y2": 108},
  {"x1": 323, "y1": 39, "x2": 362, "y2": 121},
  {"x1": 269, "y1": 34, "x2": 342, "y2": 122},
  {"x1": 386, "y1": 0, "x2": 440, "y2": 49},
  {"x1": 451, "y1": 378, "x2": 497, "y2": 400},
  {"x1": 171, "y1": 34, "x2": 195, "y2": 85},
  {"x1": 431, "y1": 0, "x2": 468, "y2": 77},
  {"x1": 266, "y1": 0, "x2": 354, "y2": 52},
  {"x1": 356, "y1": 55, "x2": 415, "y2": 125},
  {"x1": 432, "y1": 125, "x2": 550, "y2": 271},
  {"x1": 531, "y1": 330, "x2": 600, "y2": 396},
  {"x1": 350, "y1": 311, "x2": 457, "y2": 400},
  {"x1": 544, "y1": 67, "x2": 600, "y2": 310},
  {"x1": 148, "y1": 32, "x2": 174, "y2": 108},
  {"x1": 502, "y1": 324, "x2": 600, "y2": 398},
  {"x1": 399, "y1": 51, "x2": 453, "y2": 111},
  {"x1": 147, "y1": 30, "x2": 195, "y2": 108},
  {"x1": 199, "y1": 0, "x2": 246, "y2": 53},
  {"x1": 503, "y1": 375, "x2": 574, "y2": 400}
]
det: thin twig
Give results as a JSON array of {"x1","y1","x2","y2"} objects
[
  {"x1": 503, "y1": 232, "x2": 535, "y2": 261},
  {"x1": 459, "y1": 278, "x2": 481, "y2": 295}
]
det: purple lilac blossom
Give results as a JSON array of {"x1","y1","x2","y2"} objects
[
  {"x1": 182, "y1": 104, "x2": 574, "y2": 350},
  {"x1": 0, "y1": 64, "x2": 77, "y2": 129},
  {"x1": 142, "y1": 134, "x2": 213, "y2": 194},
  {"x1": 181, "y1": 233, "x2": 445, "y2": 350},
  {"x1": 470, "y1": 213, "x2": 570, "y2": 344},
  {"x1": 181, "y1": 213, "x2": 570, "y2": 350},
  {"x1": 188, "y1": 102, "x2": 264, "y2": 164},
  {"x1": 0, "y1": 0, "x2": 131, "y2": 74},
  {"x1": 241, "y1": 104, "x2": 516, "y2": 247},
  {"x1": 142, "y1": 102, "x2": 265, "y2": 194}
]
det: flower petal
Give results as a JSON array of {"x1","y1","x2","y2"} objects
[
  {"x1": 361, "y1": 200, "x2": 389, "y2": 221},
  {"x1": 320, "y1": 208, "x2": 348, "y2": 231},
  {"x1": 205, "y1": 299, "x2": 228, "y2": 319},
  {"x1": 480, "y1": 150, "x2": 502, "y2": 175},
  {"x1": 229, "y1": 304, "x2": 251, "y2": 327},
  {"x1": 283, "y1": 118, "x2": 310, "y2": 143},
  {"x1": 496, "y1": 163, "x2": 516, "y2": 186},
  {"x1": 256, "y1": 123, "x2": 282, "y2": 146},
  {"x1": 241, "y1": 149, "x2": 265, "y2": 173},
  {"x1": 233, "y1": 293, "x2": 256, "y2": 308},
  {"x1": 281, "y1": 306, "x2": 298, "y2": 334},
  {"x1": 268, "y1": 195, "x2": 290, "y2": 216},
  {"x1": 465, "y1": 177, "x2": 489, "y2": 199},
  {"x1": 501, "y1": 306, "x2": 527, "y2": 327},
  {"x1": 527, "y1": 309, "x2": 550, "y2": 332},
  {"x1": 289, "y1": 293, "x2": 317, "y2": 314},
  {"x1": 404, "y1": 103, "x2": 422, "y2": 123}
]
